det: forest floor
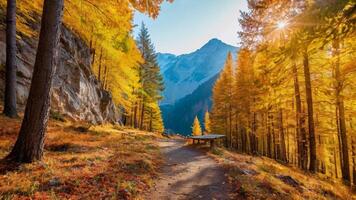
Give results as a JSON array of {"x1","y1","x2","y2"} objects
[
  {"x1": 206, "y1": 145, "x2": 356, "y2": 200},
  {"x1": 0, "y1": 113, "x2": 355, "y2": 200},
  {"x1": 0, "y1": 114, "x2": 163, "y2": 199}
]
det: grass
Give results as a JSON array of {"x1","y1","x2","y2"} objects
[
  {"x1": 0, "y1": 115, "x2": 163, "y2": 199},
  {"x1": 49, "y1": 111, "x2": 66, "y2": 122},
  {"x1": 208, "y1": 148, "x2": 356, "y2": 200}
]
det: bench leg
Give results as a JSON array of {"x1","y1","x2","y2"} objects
[{"x1": 210, "y1": 140, "x2": 215, "y2": 149}]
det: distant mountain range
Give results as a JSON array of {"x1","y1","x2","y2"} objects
[
  {"x1": 158, "y1": 38, "x2": 237, "y2": 105},
  {"x1": 158, "y1": 38, "x2": 238, "y2": 135},
  {"x1": 161, "y1": 74, "x2": 219, "y2": 135}
]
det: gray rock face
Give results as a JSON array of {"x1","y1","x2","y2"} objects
[{"x1": 0, "y1": 25, "x2": 120, "y2": 124}]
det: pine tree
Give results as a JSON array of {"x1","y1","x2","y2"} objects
[
  {"x1": 192, "y1": 116, "x2": 202, "y2": 136},
  {"x1": 135, "y1": 23, "x2": 164, "y2": 131},
  {"x1": 204, "y1": 111, "x2": 211, "y2": 134}
]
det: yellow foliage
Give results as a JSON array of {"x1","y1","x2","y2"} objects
[
  {"x1": 0, "y1": 0, "x2": 143, "y2": 115},
  {"x1": 204, "y1": 111, "x2": 211, "y2": 134},
  {"x1": 192, "y1": 116, "x2": 202, "y2": 136}
]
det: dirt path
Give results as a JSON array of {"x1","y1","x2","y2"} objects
[{"x1": 148, "y1": 139, "x2": 231, "y2": 200}]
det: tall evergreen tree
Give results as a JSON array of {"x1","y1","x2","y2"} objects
[{"x1": 135, "y1": 23, "x2": 164, "y2": 131}]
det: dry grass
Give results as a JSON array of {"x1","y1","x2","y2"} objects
[
  {"x1": 208, "y1": 148, "x2": 356, "y2": 200},
  {"x1": 0, "y1": 115, "x2": 163, "y2": 200}
]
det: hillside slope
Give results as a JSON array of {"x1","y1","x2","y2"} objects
[
  {"x1": 0, "y1": 115, "x2": 161, "y2": 199},
  {"x1": 161, "y1": 74, "x2": 219, "y2": 135}
]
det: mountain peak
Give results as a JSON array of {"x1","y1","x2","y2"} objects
[
  {"x1": 204, "y1": 38, "x2": 224, "y2": 47},
  {"x1": 200, "y1": 38, "x2": 235, "y2": 52},
  {"x1": 207, "y1": 38, "x2": 223, "y2": 44},
  {"x1": 157, "y1": 37, "x2": 238, "y2": 105}
]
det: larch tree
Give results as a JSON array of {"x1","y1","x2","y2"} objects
[
  {"x1": 192, "y1": 116, "x2": 202, "y2": 136},
  {"x1": 234, "y1": 48, "x2": 254, "y2": 154},
  {"x1": 204, "y1": 111, "x2": 211, "y2": 134},
  {"x1": 211, "y1": 71, "x2": 226, "y2": 135},
  {"x1": 212, "y1": 0, "x2": 356, "y2": 186},
  {"x1": 288, "y1": 37, "x2": 308, "y2": 170},
  {"x1": 3, "y1": 0, "x2": 17, "y2": 118},
  {"x1": 6, "y1": 0, "x2": 64, "y2": 162},
  {"x1": 319, "y1": 0, "x2": 355, "y2": 183},
  {"x1": 301, "y1": 32, "x2": 317, "y2": 172},
  {"x1": 211, "y1": 52, "x2": 235, "y2": 147},
  {"x1": 129, "y1": 0, "x2": 173, "y2": 18}
]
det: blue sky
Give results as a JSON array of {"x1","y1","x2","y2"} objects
[{"x1": 133, "y1": 0, "x2": 248, "y2": 55}]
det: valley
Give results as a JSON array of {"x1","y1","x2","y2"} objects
[{"x1": 158, "y1": 39, "x2": 237, "y2": 135}]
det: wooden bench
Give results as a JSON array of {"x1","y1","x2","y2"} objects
[{"x1": 189, "y1": 134, "x2": 226, "y2": 148}]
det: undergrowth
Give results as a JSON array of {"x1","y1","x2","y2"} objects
[
  {"x1": 0, "y1": 115, "x2": 162, "y2": 199},
  {"x1": 208, "y1": 147, "x2": 355, "y2": 200}
]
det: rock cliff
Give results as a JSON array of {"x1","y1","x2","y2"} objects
[{"x1": 0, "y1": 21, "x2": 119, "y2": 124}]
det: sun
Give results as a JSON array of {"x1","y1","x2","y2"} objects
[{"x1": 277, "y1": 21, "x2": 287, "y2": 29}]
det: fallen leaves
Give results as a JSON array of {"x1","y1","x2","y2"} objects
[
  {"x1": 208, "y1": 148, "x2": 355, "y2": 200},
  {"x1": 0, "y1": 115, "x2": 162, "y2": 199}
]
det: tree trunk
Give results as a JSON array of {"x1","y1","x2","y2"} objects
[
  {"x1": 91, "y1": 40, "x2": 96, "y2": 66},
  {"x1": 333, "y1": 39, "x2": 350, "y2": 183},
  {"x1": 333, "y1": 133, "x2": 339, "y2": 178},
  {"x1": 279, "y1": 109, "x2": 287, "y2": 162},
  {"x1": 140, "y1": 102, "x2": 145, "y2": 129},
  {"x1": 253, "y1": 112, "x2": 258, "y2": 155},
  {"x1": 292, "y1": 61, "x2": 308, "y2": 169},
  {"x1": 262, "y1": 112, "x2": 266, "y2": 156},
  {"x1": 352, "y1": 135, "x2": 356, "y2": 188},
  {"x1": 302, "y1": 48, "x2": 317, "y2": 172},
  {"x1": 149, "y1": 108, "x2": 153, "y2": 132},
  {"x1": 103, "y1": 64, "x2": 108, "y2": 89},
  {"x1": 98, "y1": 47, "x2": 103, "y2": 82},
  {"x1": 133, "y1": 100, "x2": 139, "y2": 128},
  {"x1": 271, "y1": 113, "x2": 277, "y2": 159},
  {"x1": 3, "y1": 0, "x2": 17, "y2": 118},
  {"x1": 6, "y1": 0, "x2": 64, "y2": 163},
  {"x1": 235, "y1": 114, "x2": 239, "y2": 150},
  {"x1": 229, "y1": 106, "x2": 233, "y2": 148},
  {"x1": 267, "y1": 112, "x2": 272, "y2": 158}
]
